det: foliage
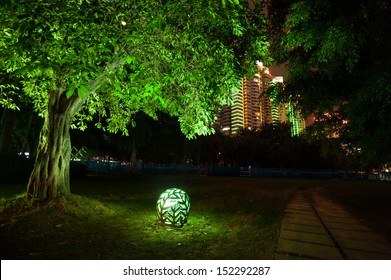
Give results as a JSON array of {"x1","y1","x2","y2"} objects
[
  {"x1": 224, "y1": 124, "x2": 332, "y2": 169},
  {"x1": 266, "y1": 0, "x2": 391, "y2": 168},
  {"x1": 70, "y1": 112, "x2": 186, "y2": 163},
  {"x1": 0, "y1": 72, "x2": 23, "y2": 110},
  {"x1": 71, "y1": 146, "x2": 87, "y2": 161},
  {"x1": 0, "y1": 0, "x2": 270, "y2": 139},
  {"x1": 70, "y1": 119, "x2": 344, "y2": 170},
  {"x1": 184, "y1": 123, "x2": 343, "y2": 169}
]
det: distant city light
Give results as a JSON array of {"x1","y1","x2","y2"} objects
[
  {"x1": 156, "y1": 188, "x2": 190, "y2": 227},
  {"x1": 17, "y1": 152, "x2": 29, "y2": 158},
  {"x1": 272, "y1": 76, "x2": 284, "y2": 83}
]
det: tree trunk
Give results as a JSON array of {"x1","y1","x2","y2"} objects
[
  {"x1": 129, "y1": 136, "x2": 137, "y2": 174},
  {"x1": 26, "y1": 58, "x2": 124, "y2": 201},
  {"x1": 27, "y1": 90, "x2": 81, "y2": 201}
]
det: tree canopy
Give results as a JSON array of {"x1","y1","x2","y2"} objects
[
  {"x1": 266, "y1": 0, "x2": 391, "y2": 168},
  {"x1": 1, "y1": 0, "x2": 269, "y2": 138},
  {"x1": 0, "y1": 0, "x2": 270, "y2": 200}
]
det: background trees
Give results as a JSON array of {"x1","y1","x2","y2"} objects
[
  {"x1": 266, "y1": 0, "x2": 391, "y2": 169},
  {"x1": 0, "y1": 0, "x2": 270, "y2": 200},
  {"x1": 215, "y1": 123, "x2": 338, "y2": 169}
]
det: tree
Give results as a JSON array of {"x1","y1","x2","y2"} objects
[
  {"x1": 0, "y1": 71, "x2": 25, "y2": 155},
  {"x1": 265, "y1": 0, "x2": 391, "y2": 168},
  {"x1": 0, "y1": 0, "x2": 270, "y2": 200}
]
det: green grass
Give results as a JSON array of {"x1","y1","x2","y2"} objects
[{"x1": 1, "y1": 174, "x2": 390, "y2": 259}]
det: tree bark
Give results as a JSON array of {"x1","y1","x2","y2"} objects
[{"x1": 27, "y1": 90, "x2": 81, "y2": 200}]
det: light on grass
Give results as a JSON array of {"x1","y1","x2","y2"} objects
[{"x1": 156, "y1": 188, "x2": 190, "y2": 227}]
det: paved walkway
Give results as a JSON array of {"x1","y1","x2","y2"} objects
[{"x1": 274, "y1": 190, "x2": 391, "y2": 259}]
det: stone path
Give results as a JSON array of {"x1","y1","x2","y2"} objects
[{"x1": 274, "y1": 190, "x2": 391, "y2": 259}]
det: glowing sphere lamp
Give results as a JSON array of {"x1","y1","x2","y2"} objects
[{"x1": 156, "y1": 188, "x2": 190, "y2": 227}]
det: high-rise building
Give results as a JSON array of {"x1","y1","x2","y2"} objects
[
  {"x1": 270, "y1": 76, "x2": 288, "y2": 125},
  {"x1": 218, "y1": 105, "x2": 231, "y2": 135},
  {"x1": 242, "y1": 76, "x2": 261, "y2": 130},
  {"x1": 216, "y1": 62, "x2": 306, "y2": 136},
  {"x1": 287, "y1": 102, "x2": 306, "y2": 136},
  {"x1": 230, "y1": 85, "x2": 244, "y2": 134},
  {"x1": 258, "y1": 64, "x2": 273, "y2": 126}
]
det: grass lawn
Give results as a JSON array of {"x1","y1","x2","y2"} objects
[{"x1": 1, "y1": 174, "x2": 390, "y2": 259}]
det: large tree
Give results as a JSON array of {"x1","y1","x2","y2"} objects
[
  {"x1": 0, "y1": 0, "x2": 270, "y2": 200},
  {"x1": 266, "y1": 0, "x2": 391, "y2": 168}
]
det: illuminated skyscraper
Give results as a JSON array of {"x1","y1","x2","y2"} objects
[
  {"x1": 216, "y1": 62, "x2": 306, "y2": 136},
  {"x1": 269, "y1": 76, "x2": 305, "y2": 136},
  {"x1": 270, "y1": 76, "x2": 287, "y2": 125},
  {"x1": 230, "y1": 85, "x2": 244, "y2": 134},
  {"x1": 258, "y1": 64, "x2": 273, "y2": 126},
  {"x1": 218, "y1": 105, "x2": 231, "y2": 135},
  {"x1": 230, "y1": 61, "x2": 272, "y2": 134},
  {"x1": 217, "y1": 63, "x2": 274, "y2": 135},
  {"x1": 242, "y1": 76, "x2": 262, "y2": 130}
]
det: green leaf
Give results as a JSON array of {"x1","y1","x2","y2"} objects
[
  {"x1": 66, "y1": 83, "x2": 78, "y2": 98},
  {"x1": 78, "y1": 84, "x2": 90, "y2": 98},
  {"x1": 123, "y1": 56, "x2": 135, "y2": 64}
]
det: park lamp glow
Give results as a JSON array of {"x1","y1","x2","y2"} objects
[{"x1": 156, "y1": 188, "x2": 190, "y2": 227}]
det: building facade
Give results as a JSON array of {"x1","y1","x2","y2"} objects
[{"x1": 216, "y1": 62, "x2": 306, "y2": 136}]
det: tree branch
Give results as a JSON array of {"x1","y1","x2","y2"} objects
[{"x1": 69, "y1": 56, "x2": 126, "y2": 117}]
